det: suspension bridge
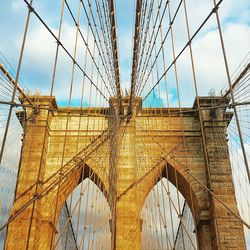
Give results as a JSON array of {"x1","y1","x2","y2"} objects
[{"x1": 0, "y1": 0, "x2": 249, "y2": 249}]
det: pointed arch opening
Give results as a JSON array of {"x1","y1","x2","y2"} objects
[
  {"x1": 55, "y1": 176, "x2": 111, "y2": 249},
  {"x1": 139, "y1": 159, "x2": 205, "y2": 250},
  {"x1": 141, "y1": 178, "x2": 198, "y2": 249}
]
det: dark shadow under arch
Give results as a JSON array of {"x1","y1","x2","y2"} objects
[{"x1": 78, "y1": 164, "x2": 108, "y2": 198}]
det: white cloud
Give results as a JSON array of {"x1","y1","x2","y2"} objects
[
  {"x1": 160, "y1": 22, "x2": 250, "y2": 107},
  {"x1": 190, "y1": 22, "x2": 250, "y2": 93},
  {"x1": 11, "y1": 0, "x2": 23, "y2": 12}
]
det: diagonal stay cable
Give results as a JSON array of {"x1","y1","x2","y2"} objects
[
  {"x1": 134, "y1": 119, "x2": 250, "y2": 230},
  {"x1": 82, "y1": 0, "x2": 117, "y2": 94},
  {"x1": 23, "y1": 0, "x2": 111, "y2": 102},
  {"x1": 135, "y1": 0, "x2": 183, "y2": 97},
  {"x1": 0, "y1": 117, "x2": 122, "y2": 233},
  {"x1": 64, "y1": 0, "x2": 116, "y2": 96},
  {"x1": 109, "y1": 0, "x2": 122, "y2": 113},
  {"x1": 130, "y1": 0, "x2": 153, "y2": 113},
  {"x1": 140, "y1": 0, "x2": 224, "y2": 100},
  {"x1": 14, "y1": 118, "x2": 120, "y2": 203},
  {"x1": 135, "y1": 0, "x2": 168, "y2": 95},
  {"x1": 134, "y1": 0, "x2": 155, "y2": 84},
  {"x1": 95, "y1": 0, "x2": 114, "y2": 83}
]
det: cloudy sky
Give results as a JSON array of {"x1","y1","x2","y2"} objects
[
  {"x1": 0, "y1": 0, "x2": 249, "y2": 107},
  {"x1": 0, "y1": 0, "x2": 250, "y2": 248}
]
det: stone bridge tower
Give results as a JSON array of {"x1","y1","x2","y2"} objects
[{"x1": 5, "y1": 95, "x2": 246, "y2": 249}]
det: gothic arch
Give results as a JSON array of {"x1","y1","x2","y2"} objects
[
  {"x1": 52, "y1": 162, "x2": 109, "y2": 228},
  {"x1": 55, "y1": 169, "x2": 112, "y2": 249},
  {"x1": 138, "y1": 159, "x2": 206, "y2": 223},
  {"x1": 140, "y1": 175, "x2": 198, "y2": 249}
]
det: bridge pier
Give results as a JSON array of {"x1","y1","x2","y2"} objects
[
  {"x1": 5, "y1": 97, "x2": 54, "y2": 249},
  {"x1": 200, "y1": 97, "x2": 246, "y2": 249},
  {"x1": 113, "y1": 118, "x2": 141, "y2": 250},
  {"x1": 4, "y1": 95, "x2": 247, "y2": 249}
]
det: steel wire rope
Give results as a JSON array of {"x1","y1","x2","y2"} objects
[
  {"x1": 0, "y1": 0, "x2": 34, "y2": 165},
  {"x1": 82, "y1": 0, "x2": 117, "y2": 95},
  {"x1": 134, "y1": 0, "x2": 169, "y2": 96},
  {"x1": 135, "y1": 119, "x2": 250, "y2": 230},
  {"x1": 135, "y1": 0, "x2": 183, "y2": 98},
  {"x1": 23, "y1": 0, "x2": 111, "y2": 103},
  {"x1": 141, "y1": 0, "x2": 223, "y2": 101},
  {"x1": 64, "y1": 0, "x2": 116, "y2": 97}
]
